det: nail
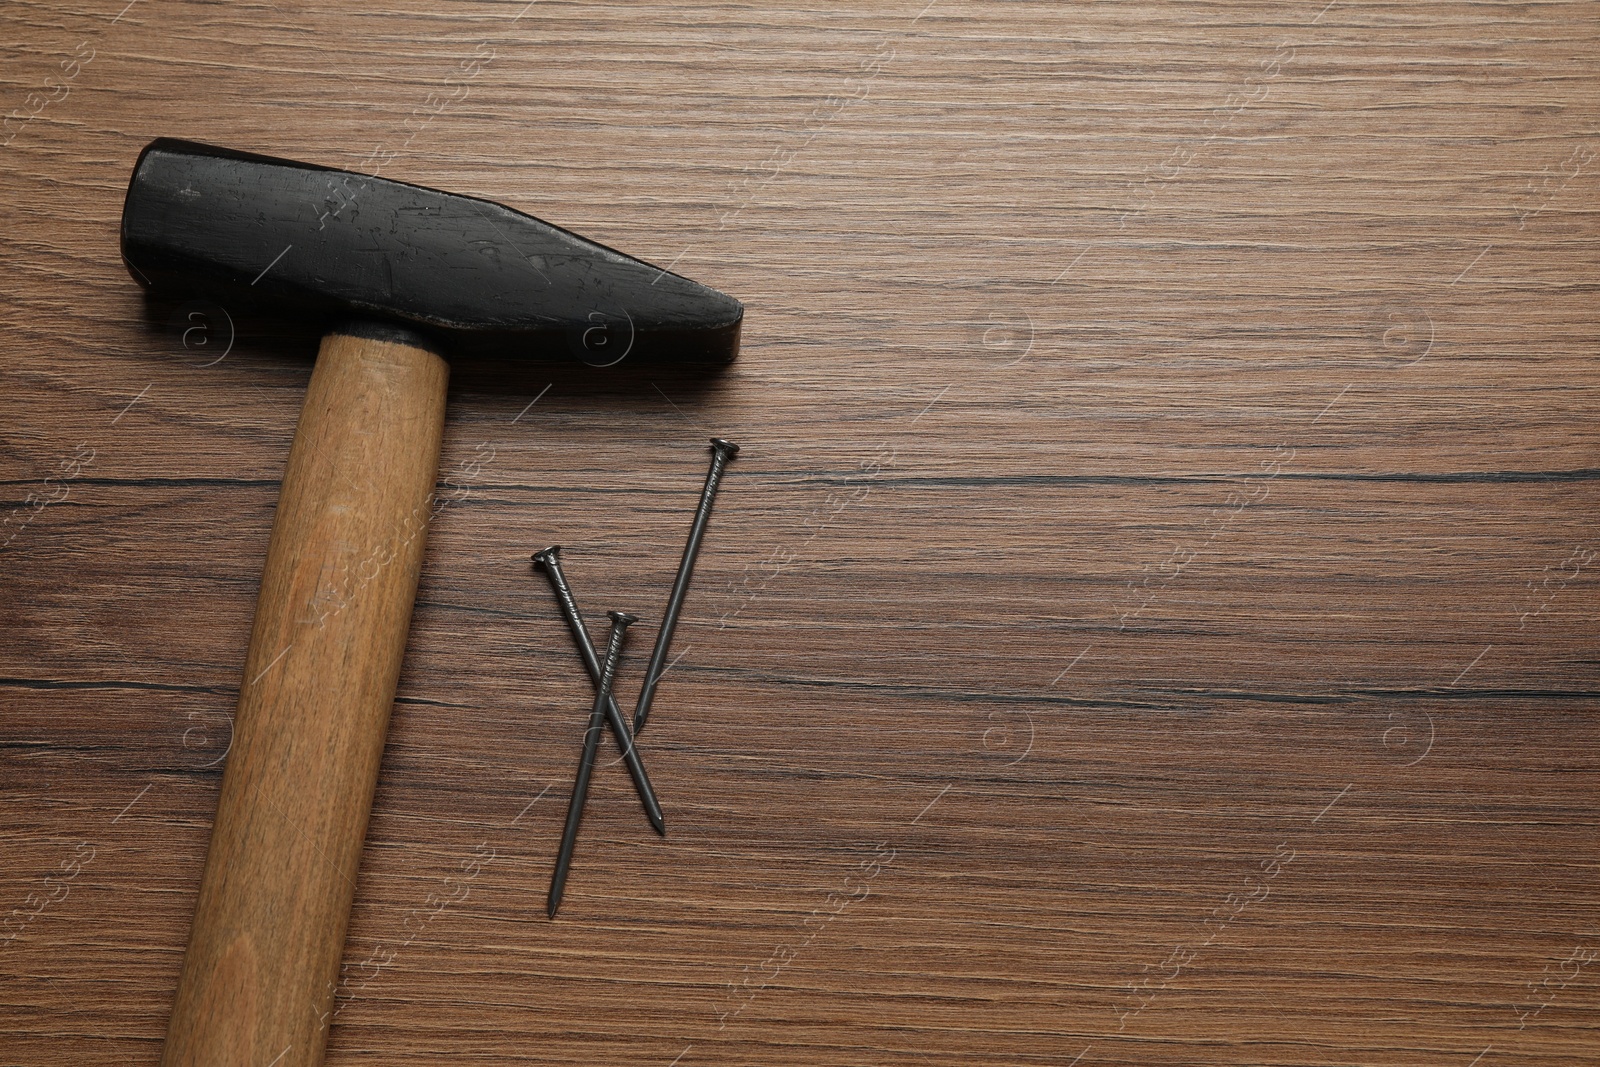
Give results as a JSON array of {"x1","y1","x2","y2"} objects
[
  {"x1": 633, "y1": 437, "x2": 739, "y2": 734},
  {"x1": 532, "y1": 546, "x2": 665, "y2": 835},
  {"x1": 548, "y1": 609, "x2": 636, "y2": 919}
]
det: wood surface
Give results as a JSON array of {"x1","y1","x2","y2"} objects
[
  {"x1": 1, "y1": 2, "x2": 1596, "y2": 1066},
  {"x1": 160, "y1": 329, "x2": 449, "y2": 1067}
]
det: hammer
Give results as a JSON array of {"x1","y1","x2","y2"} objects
[{"x1": 120, "y1": 139, "x2": 741, "y2": 1067}]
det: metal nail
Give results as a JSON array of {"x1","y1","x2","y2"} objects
[
  {"x1": 532, "y1": 546, "x2": 665, "y2": 836},
  {"x1": 548, "y1": 609, "x2": 636, "y2": 919},
  {"x1": 633, "y1": 437, "x2": 739, "y2": 734}
]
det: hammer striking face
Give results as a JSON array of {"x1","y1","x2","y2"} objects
[
  {"x1": 121, "y1": 137, "x2": 742, "y2": 363},
  {"x1": 121, "y1": 138, "x2": 741, "y2": 1067}
]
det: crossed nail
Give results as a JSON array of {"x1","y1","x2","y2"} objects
[{"x1": 532, "y1": 437, "x2": 739, "y2": 917}]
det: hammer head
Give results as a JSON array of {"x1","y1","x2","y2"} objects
[{"x1": 120, "y1": 139, "x2": 742, "y2": 364}]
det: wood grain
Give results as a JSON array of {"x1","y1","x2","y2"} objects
[
  {"x1": 159, "y1": 329, "x2": 448, "y2": 1067},
  {"x1": 2, "y1": 2, "x2": 1597, "y2": 1066}
]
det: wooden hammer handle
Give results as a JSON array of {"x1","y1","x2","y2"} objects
[{"x1": 161, "y1": 327, "x2": 449, "y2": 1067}]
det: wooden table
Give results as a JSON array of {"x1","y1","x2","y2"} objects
[{"x1": 3, "y1": 2, "x2": 1596, "y2": 1064}]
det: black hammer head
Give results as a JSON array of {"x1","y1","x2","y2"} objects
[{"x1": 120, "y1": 138, "x2": 742, "y2": 364}]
